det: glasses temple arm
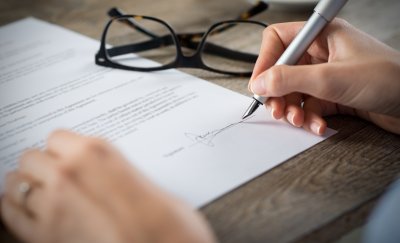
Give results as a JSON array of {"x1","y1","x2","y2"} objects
[
  {"x1": 236, "y1": 1, "x2": 268, "y2": 20},
  {"x1": 205, "y1": 1, "x2": 268, "y2": 36},
  {"x1": 108, "y1": 7, "x2": 160, "y2": 39},
  {"x1": 108, "y1": 1, "x2": 268, "y2": 41}
]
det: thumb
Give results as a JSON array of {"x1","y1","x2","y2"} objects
[{"x1": 250, "y1": 63, "x2": 342, "y2": 101}]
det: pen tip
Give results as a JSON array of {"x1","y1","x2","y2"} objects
[
  {"x1": 242, "y1": 99, "x2": 261, "y2": 119},
  {"x1": 242, "y1": 112, "x2": 251, "y2": 120},
  {"x1": 242, "y1": 114, "x2": 249, "y2": 120}
]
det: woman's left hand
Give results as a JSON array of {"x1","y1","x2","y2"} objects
[{"x1": 1, "y1": 130, "x2": 216, "y2": 243}]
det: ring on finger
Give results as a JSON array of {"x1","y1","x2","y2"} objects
[{"x1": 17, "y1": 181, "x2": 35, "y2": 216}]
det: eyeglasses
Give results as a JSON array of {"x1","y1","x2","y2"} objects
[{"x1": 95, "y1": 2, "x2": 268, "y2": 76}]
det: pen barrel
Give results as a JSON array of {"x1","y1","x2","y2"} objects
[
  {"x1": 275, "y1": 12, "x2": 327, "y2": 66},
  {"x1": 315, "y1": 0, "x2": 348, "y2": 22}
]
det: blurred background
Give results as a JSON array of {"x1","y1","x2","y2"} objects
[{"x1": 0, "y1": 1, "x2": 399, "y2": 243}]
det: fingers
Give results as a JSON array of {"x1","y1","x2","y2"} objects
[
  {"x1": 251, "y1": 22, "x2": 310, "y2": 128},
  {"x1": 46, "y1": 130, "x2": 141, "y2": 208},
  {"x1": 46, "y1": 130, "x2": 89, "y2": 160},
  {"x1": 46, "y1": 130, "x2": 113, "y2": 189},
  {"x1": 268, "y1": 96, "x2": 328, "y2": 135},
  {"x1": 266, "y1": 94, "x2": 305, "y2": 129},
  {"x1": 46, "y1": 130, "x2": 123, "y2": 177},
  {"x1": 249, "y1": 20, "x2": 352, "y2": 98},
  {"x1": 266, "y1": 97, "x2": 285, "y2": 119},
  {"x1": 266, "y1": 94, "x2": 335, "y2": 135},
  {"x1": 250, "y1": 56, "x2": 400, "y2": 115},
  {"x1": 1, "y1": 199, "x2": 37, "y2": 243},
  {"x1": 250, "y1": 63, "x2": 347, "y2": 101},
  {"x1": 19, "y1": 149, "x2": 57, "y2": 185},
  {"x1": 248, "y1": 20, "x2": 342, "y2": 135},
  {"x1": 4, "y1": 172, "x2": 32, "y2": 213},
  {"x1": 46, "y1": 130, "x2": 111, "y2": 164},
  {"x1": 2, "y1": 172, "x2": 40, "y2": 243},
  {"x1": 3, "y1": 172, "x2": 44, "y2": 218},
  {"x1": 1, "y1": 150, "x2": 58, "y2": 243},
  {"x1": 302, "y1": 96, "x2": 327, "y2": 135},
  {"x1": 249, "y1": 21, "x2": 328, "y2": 131},
  {"x1": 284, "y1": 93, "x2": 304, "y2": 127},
  {"x1": 252, "y1": 18, "x2": 351, "y2": 80},
  {"x1": 250, "y1": 22, "x2": 308, "y2": 82}
]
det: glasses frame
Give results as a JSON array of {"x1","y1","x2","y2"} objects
[{"x1": 95, "y1": 2, "x2": 268, "y2": 76}]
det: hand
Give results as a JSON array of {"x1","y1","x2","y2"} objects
[
  {"x1": 249, "y1": 19, "x2": 400, "y2": 135},
  {"x1": 1, "y1": 130, "x2": 216, "y2": 243}
]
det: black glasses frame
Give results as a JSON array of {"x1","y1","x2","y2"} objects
[{"x1": 95, "y1": 2, "x2": 268, "y2": 76}]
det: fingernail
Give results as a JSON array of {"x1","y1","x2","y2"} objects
[
  {"x1": 288, "y1": 112, "x2": 295, "y2": 126},
  {"x1": 247, "y1": 80, "x2": 252, "y2": 92},
  {"x1": 271, "y1": 108, "x2": 277, "y2": 119},
  {"x1": 310, "y1": 122, "x2": 321, "y2": 135},
  {"x1": 250, "y1": 76, "x2": 265, "y2": 95}
]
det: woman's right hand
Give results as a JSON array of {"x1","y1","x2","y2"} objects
[{"x1": 249, "y1": 19, "x2": 400, "y2": 135}]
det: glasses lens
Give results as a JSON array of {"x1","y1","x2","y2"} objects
[
  {"x1": 105, "y1": 16, "x2": 177, "y2": 68},
  {"x1": 201, "y1": 22, "x2": 264, "y2": 74}
]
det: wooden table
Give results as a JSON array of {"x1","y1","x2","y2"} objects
[{"x1": 1, "y1": 0, "x2": 399, "y2": 242}]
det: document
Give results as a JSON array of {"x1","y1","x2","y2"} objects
[{"x1": 0, "y1": 18, "x2": 335, "y2": 207}]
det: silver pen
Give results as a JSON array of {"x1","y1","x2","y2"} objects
[{"x1": 242, "y1": 0, "x2": 348, "y2": 119}]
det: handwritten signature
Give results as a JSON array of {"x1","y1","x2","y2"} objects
[{"x1": 185, "y1": 115, "x2": 254, "y2": 147}]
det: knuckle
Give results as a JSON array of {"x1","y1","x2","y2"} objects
[
  {"x1": 67, "y1": 137, "x2": 110, "y2": 167},
  {"x1": 81, "y1": 137, "x2": 109, "y2": 155},
  {"x1": 332, "y1": 18, "x2": 348, "y2": 26},
  {"x1": 74, "y1": 136, "x2": 106, "y2": 158},
  {"x1": 262, "y1": 24, "x2": 278, "y2": 39},
  {"x1": 50, "y1": 136, "x2": 110, "y2": 175},
  {"x1": 262, "y1": 25, "x2": 272, "y2": 38},
  {"x1": 48, "y1": 165, "x2": 70, "y2": 191},
  {"x1": 55, "y1": 157, "x2": 80, "y2": 175},
  {"x1": 19, "y1": 149, "x2": 41, "y2": 167},
  {"x1": 47, "y1": 129, "x2": 69, "y2": 142},
  {"x1": 328, "y1": 18, "x2": 352, "y2": 36}
]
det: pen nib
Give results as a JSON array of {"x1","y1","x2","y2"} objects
[{"x1": 242, "y1": 99, "x2": 261, "y2": 119}]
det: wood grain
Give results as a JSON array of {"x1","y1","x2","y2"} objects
[
  {"x1": 203, "y1": 117, "x2": 400, "y2": 243},
  {"x1": 0, "y1": 0, "x2": 399, "y2": 242}
]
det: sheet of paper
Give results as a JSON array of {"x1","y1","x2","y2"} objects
[{"x1": 0, "y1": 18, "x2": 335, "y2": 207}]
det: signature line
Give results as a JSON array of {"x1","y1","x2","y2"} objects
[{"x1": 184, "y1": 115, "x2": 254, "y2": 147}]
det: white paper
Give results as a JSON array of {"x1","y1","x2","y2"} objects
[{"x1": 0, "y1": 18, "x2": 335, "y2": 207}]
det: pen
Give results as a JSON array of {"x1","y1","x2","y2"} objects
[{"x1": 242, "y1": 0, "x2": 348, "y2": 119}]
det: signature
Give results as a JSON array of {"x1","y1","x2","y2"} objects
[{"x1": 185, "y1": 115, "x2": 254, "y2": 147}]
